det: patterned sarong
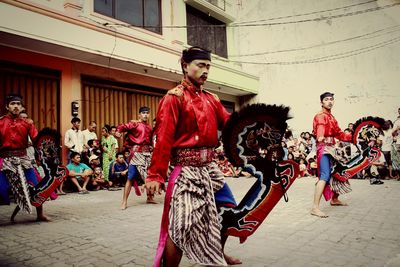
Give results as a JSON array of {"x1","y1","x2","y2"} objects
[
  {"x1": 317, "y1": 143, "x2": 352, "y2": 199},
  {"x1": 1, "y1": 156, "x2": 34, "y2": 213},
  {"x1": 130, "y1": 152, "x2": 152, "y2": 182},
  {"x1": 154, "y1": 162, "x2": 227, "y2": 266}
]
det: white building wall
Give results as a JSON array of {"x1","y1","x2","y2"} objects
[{"x1": 235, "y1": 0, "x2": 400, "y2": 134}]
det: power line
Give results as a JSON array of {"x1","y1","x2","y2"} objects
[
  {"x1": 232, "y1": 0, "x2": 377, "y2": 25},
  {"x1": 232, "y1": 2, "x2": 400, "y2": 27},
  {"x1": 230, "y1": 24, "x2": 400, "y2": 57},
  {"x1": 227, "y1": 35, "x2": 400, "y2": 65}
]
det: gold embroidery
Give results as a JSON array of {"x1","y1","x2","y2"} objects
[{"x1": 167, "y1": 86, "x2": 184, "y2": 97}]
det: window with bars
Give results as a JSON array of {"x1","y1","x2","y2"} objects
[
  {"x1": 94, "y1": 0, "x2": 162, "y2": 34},
  {"x1": 186, "y1": 5, "x2": 227, "y2": 58}
]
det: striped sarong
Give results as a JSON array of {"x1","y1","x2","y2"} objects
[
  {"x1": 154, "y1": 161, "x2": 227, "y2": 266},
  {"x1": 1, "y1": 156, "x2": 34, "y2": 213},
  {"x1": 130, "y1": 152, "x2": 152, "y2": 182},
  {"x1": 168, "y1": 162, "x2": 226, "y2": 266}
]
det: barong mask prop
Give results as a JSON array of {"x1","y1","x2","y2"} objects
[
  {"x1": 331, "y1": 116, "x2": 385, "y2": 182},
  {"x1": 31, "y1": 128, "x2": 68, "y2": 207},
  {"x1": 220, "y1": 104, "x2": 300, "y2": 243}
]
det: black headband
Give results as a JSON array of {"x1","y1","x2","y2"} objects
[
  {"x1": 139, "y1": 106, "x2": 150, "y2": 113},
  {"x1": 6, "y1": 94, "x2": 23, "y2": 105},
  {"x1": 320, "y1": 92, "x2": 334, "y2": 101},
  {"x1": 182, "y1": 48, "x2": 211, "y2": 63}
]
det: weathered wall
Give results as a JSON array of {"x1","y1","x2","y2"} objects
[{"x1": 235, "y1": 0, "x2": 400, "y2": 134}]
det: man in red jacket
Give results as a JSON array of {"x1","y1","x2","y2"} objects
[
  {"x1": 146, "y1": 47, "x2": 241, "y2": 266},
  {"x1": 0, "y1": 93, "x2": 49, "y2": 221},
  {"x1": 311, "y1": 92, "x2": 352, "y2": 218},
  {"x1": 116, "y1": 106, "x2": 154, "y2": 209}
]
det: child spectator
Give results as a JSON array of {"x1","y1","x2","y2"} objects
[
  {"x1": 123, "y1": 149, "x2": 130, "y2": 164},
  {"x1": 92, "y1": 166, "x2": 110, "y2": 190},
  {"x1": 299, "y1": 158, "x2": 310, "y2": 177},
  {"x1": 110, "y1": 125, "x2": 119, "y2": 152},
  {"x1": 308, "y1": 158, "x2": 318, "y2": 177}
]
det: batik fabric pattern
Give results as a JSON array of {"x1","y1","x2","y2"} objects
[
  {"x1": 168, "y1": 162, "x2": 226, "y2": 266},
  {"x1": 1, "y1": 156, "x2": 34, "y2": 213},
  {"x1": 129, "y1": 151, "x2": 152, "y2": 183}
]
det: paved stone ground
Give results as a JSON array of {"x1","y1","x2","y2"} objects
[{"x1": 1, "y1": 177, "x2": 399, "y2": 267}]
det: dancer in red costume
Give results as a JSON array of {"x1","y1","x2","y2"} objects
[
  {"x1": 311, "y1": 92, "x2": 352, "y2": 218},
  {"x1": 146, "y1": 46, "x2": 240, "y2": 266},
  {"x1": 116, "y1": 106, "x2": 154, "y2": 209},
  {"x1": 0, "y1": 94, "x2": 49, "y2": 222}
]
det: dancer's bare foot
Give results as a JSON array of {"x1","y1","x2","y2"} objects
[
  {"x1": 120, "y1": 202, "x2": 127, "y2": 210},
  {"x1": 310, "y1": 208, "x2": 328, "y2": 218},
  {"x1": 224, "y1": 253, "x2": 242, "y2": 265},
  {"x1": 36, "y1": 215, "x2": 51, "y2": 222},
  {"x1": 330, "y1": 200, "x2": 348, "y2": 206}
]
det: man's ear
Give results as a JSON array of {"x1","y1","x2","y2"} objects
[{"x1": 182, "y1": 62, "x2": 188, "y2": 73}]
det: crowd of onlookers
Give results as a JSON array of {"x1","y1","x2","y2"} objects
[
  {"x1": 28, "y1": 107, "x2": 400, "y2": 195},
  {"x1": 281, "y1": 108, "x2": 400, "y2": 184},
  {"x1": 59, "y1": 119, "x2": 130, "y2": 194}
]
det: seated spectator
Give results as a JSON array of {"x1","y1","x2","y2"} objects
[
  {"x1": 88, "y1": 154, "x2": 101, "y2": 170},
  {"x1": 82, "y1": 139, "x2": 102, "y2": 165},
  {"x1": 109, "y1": 152, "x2": 129, "y2": 187},
  {"x1": 66, "y1": 152, "x2": 93, "y2": 194},
  {"x1": 308, "y1": 158, "x2": 318, "y2": 177},
  {"x1": 92, "y1": 166, "x2": 110, "y2": 190},
  {"x1": 299, "y1": 158, "x2": 311, "y2": 177}
]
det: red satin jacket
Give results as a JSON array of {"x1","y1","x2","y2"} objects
[
  {"x1": 146, "y1": 79, "x2": 230, "y2": 184},
  {"x1": 313, "y1": 110, "x2": 351, "y2": 143},
  {"x1": 0, "y1": 114, "x2": 38, "y2": 152},
  {"x1": 116, "y1": 121, "x2": 152, "y2": 148}
]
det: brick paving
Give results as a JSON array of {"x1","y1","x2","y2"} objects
[{"x1": 1, "y1": 177, "x2": 399, "y2": 267}]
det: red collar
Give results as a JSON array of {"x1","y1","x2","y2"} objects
[{"x1": 182, "y1": 79, "x2": 203, "y2": 93}]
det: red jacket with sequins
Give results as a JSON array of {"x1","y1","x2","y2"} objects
[
  {"x1": 312, "y1": 110, "x2": 351, "y2": 143},
  {"x1": 0, "y1": 114, "x2": 38, "y2": 153},
  {"x1": 146, "y1": 79, "x2": 230, "y2": 184},
  {"x1": 116, "y1": 121, "x2": 152, "y2": 148}
]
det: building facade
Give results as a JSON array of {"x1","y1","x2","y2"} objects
[{"x1": 0, "y1": 0, "x2": 259, "y2": 162}]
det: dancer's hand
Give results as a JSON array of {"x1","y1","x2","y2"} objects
[{"x1": 146, "y1": 181, "x2": 163, "y2": 195}]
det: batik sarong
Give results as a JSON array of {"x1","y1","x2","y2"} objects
[
  {"x1": 154, "y1": 161, "x2": 227, "y2": 266},
  {"x1": 129, "y1": 152, "x2": 152, "y2": 183},
  {"x1": 317, "y1": 143, "x2": 352, "y2": 199},
  {"x1": 168, "y1": 162, "x2": 226, "y2": 265},
  {"x1": 1, "y1": 156, "x2": 35, "y2": 213}
]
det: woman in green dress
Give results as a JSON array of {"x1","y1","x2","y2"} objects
[{"x1": 101, "y1": 125, "x2": 117, "y2": 182}]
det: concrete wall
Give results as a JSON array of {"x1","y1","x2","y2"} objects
[{"x1": 234, "y1": 0, "x2": 400, "y2": 134}]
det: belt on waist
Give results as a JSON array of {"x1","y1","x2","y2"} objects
[
  {"x1": 171, "y1": 147, "x2": 215, "y2": 167},
  {"x1": 0, "y1": 149, "x2": 27, "y2": 158},
  {"x1": 317, "y1": 137, "x2": 335, "y2": 145},
  {"x1": 129, "y1": 145, "x2": 152, "y2": 152}
]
